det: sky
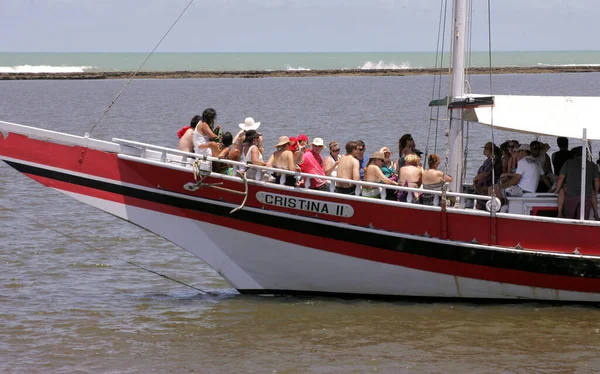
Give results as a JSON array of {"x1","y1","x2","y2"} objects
[{"x1": 1, "y1": 0, "x2": 599, "y2": 53}]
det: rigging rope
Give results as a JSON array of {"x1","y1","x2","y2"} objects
[
  {"x1": 461, "y1": 0, "x2": 474, "y2": 183},
  {"x1": 433, "y1": 0, "x2": 448, "y2": 153},
  {"x1": 442, "y1": 0, "x2": 454, "y2": 204},
  {"x1": 1, "y1": 204, "x2": 210, "y2": 294},
  {"x1": 87, "y1": 0, "x2": 196, "y2": 136},
  {"x1": 486, "y1": 0, "x2": 498, "y2": 214},
  {"x1": 426, "y1": 0, "x2": 449, "y2": 162}
]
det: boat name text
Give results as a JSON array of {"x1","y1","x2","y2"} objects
[{"x1": 256, "y1": 192, "x2": 354, "y2": 218}]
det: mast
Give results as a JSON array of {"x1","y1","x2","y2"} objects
[{"x1": 447, "y1": 0, "x2": 468, "y2": 194}]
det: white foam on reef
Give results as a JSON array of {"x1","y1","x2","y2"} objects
[
  {"x1": 359, "y1": 60, "x2": 412, "y2": 70},
  {"x1": 537, "y1": 63, "x2": 600, "y2": 67},
  {"x1": 285, "y1": 65, "x2": 311, "y2": 71},
  {"x1": 0, "y1": 65, "x2": 94, "y2": 73}
]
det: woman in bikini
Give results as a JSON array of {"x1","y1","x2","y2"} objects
[
  {"x1": 421, "y1": 154, "x2": 453, "y2": 205},
  {"x1": 362, "y1": 151, "x2": 399, "y2": 198},
  {"x1": 398, "y1": 154, "x2": 423, "y2": 202},
  {"x1": 266, "y1": 136, "x2": 300, "y2": 186},
  {"x1": 207, "y1": 132, "x2": 234, "y2": 174}
]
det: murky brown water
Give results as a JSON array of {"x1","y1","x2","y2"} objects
[{"x1": 2, "y1": 75, "x2": 600, "y2": 372}]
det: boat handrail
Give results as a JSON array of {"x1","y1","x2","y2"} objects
[{"x1": 113, "y1": 137, "x2": 494, "y2": 206}]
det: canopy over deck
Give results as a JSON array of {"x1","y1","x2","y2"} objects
[{"x1": 461, "y1": 95, "x2": 600, "y2": 140}]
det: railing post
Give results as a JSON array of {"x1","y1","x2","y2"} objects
[
  {"x1": 580, "y1": 128, "x2": 588, "y2": 220},
  {"x1": 255, "y1": 167, "x2": 262, "y2": 181}
]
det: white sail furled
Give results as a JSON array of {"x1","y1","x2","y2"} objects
[{"x1": 462, "y1": 95, "x2": 600, "y2": 140}]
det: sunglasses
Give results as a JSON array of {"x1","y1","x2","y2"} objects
[
  {"x1": 331, "y1": 148, "x2": 340, "y2": 152},
  {"x1": 357, "y1": 147, "x2": 365, "y2": 151}
]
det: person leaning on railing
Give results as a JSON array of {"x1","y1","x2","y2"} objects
[
  {"x1": 335, "y1": 141, "x2": 361, "y2": 194},
  {"x1": 421, "y1": 154, "x2": 453, "y2": 206},
  {"x1": 361, "y1": 151, "x2": 399, "y2": 199},
  {"x1": 398, "y1": 154, "x2": 423, "y2": 203},
  {"x1": 323, "y1": 141, "x2": 341, "y2": 177},
  {"x1": 266, "y1": 136, "x2": 300, "y2": 186},
  {"x1": 239, "y1": 130, "x2": 267, "y2": 180}
]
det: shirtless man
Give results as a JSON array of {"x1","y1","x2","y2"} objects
[
  {"x1": 335, "y1": 141, "x2": 360, "y2": 194},
  {"x1": 178, "y1": 115, "x2": 201, "y2": 153}
]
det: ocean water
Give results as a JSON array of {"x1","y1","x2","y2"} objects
[
  {"x1": 1, "y1": 50, "x2": 600, "y2": 73},
  {"x1": 2, "y1": 73, "x2": 600, "y2": 372}
]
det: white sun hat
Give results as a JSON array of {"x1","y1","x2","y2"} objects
[
  {"x1": 239, "y1": 117, "x2": 261, "y2": 131},
  {"x1": 311, "y1": 137, "x2": 325, "y2": 147}
]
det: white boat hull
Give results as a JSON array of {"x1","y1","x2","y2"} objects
[{"x1": 60, "y1": 188, "x2": 600, "y2": 302}]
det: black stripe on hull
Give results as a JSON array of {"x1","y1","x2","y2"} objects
[
  {"x1": 6, "y1": 160, "x2": 600, "y2": 280},
  {"x1": 237, "y1": 289, "x2": 599, "y2": 305}
]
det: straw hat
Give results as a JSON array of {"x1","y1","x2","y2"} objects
[
  {"x1": 369, "y1": 151, "x2": 385, "y2": 161},
  {"x1": 275, "y1": 136, "x2": 291, "y2": 147}
]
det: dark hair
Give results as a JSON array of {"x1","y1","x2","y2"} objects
[
  {"x1": 357, "y1": 140, "x2": 365, "y2": 148},
  {"x1": 557, "y1": 137, "x2": 568, "y2": 149},
  {"x1": 190, "y1": 115, "x2": 201, "y2": 129},
  {"x1": 202, "y1": 108, "x2": 217, "y2": 127},
  {"x1": 493, "y1": 145, "x2": 502, "y2": 158},
  {"x1": 345, "y1": 141, "x2": 358, "y2": 154},
  {"x1": 530, "y1": 140, "x2": 542, "y2": 150},
  {"x1": 243, "y1": 129, "x2": 260, "y2": 143},
  {"x1": 571, "y1": 146, "x2": 583, "y2": 158},
  {"x1": 500, "y1": 140, "x2": 510, "y2": 155},
  {"x1": 221, "y1": 132, "x2": 233, "y2": 147},
  {"x1": 399, "y1": 134, "x2": 413, "y2": 153},
  {"x1": 428, "y1": 154, "x2": 440, "y2": 166}
]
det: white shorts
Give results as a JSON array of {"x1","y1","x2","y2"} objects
[{"x1": 503, "y1": 185, "x2": 524, "y2": 197}]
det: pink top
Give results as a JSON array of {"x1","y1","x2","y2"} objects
[{"x1": 301, "y1": 149, "x2": 326, "y2": 188}]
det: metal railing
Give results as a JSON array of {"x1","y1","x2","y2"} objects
[{"x1": 113, "y1": 138, "x2": 495, "y2": 210}]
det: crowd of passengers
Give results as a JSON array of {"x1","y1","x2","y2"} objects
[
  {"x1": 177, "y1": 109, "x2": 600, "y2": 220},
  {"x1": 472, "y1": 138, "x2": 600, "y2": 220}
]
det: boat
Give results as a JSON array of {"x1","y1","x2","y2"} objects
[{"x1": 2, "y1": 0, "x2": 600, "y2": 302}]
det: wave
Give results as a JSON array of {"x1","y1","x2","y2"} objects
[
  {"x1": 359, "y1": 60, "x2": 412, "y2": 70},
  {"x1": 285, "y1": 65, "x2": 311, "y2": 71},
  {"x1": 536, "y1": 63, "x2": 600, "y2": 67},
  {"x1": 0, "y1": 65, "x2": 94, "y2": 73}
]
